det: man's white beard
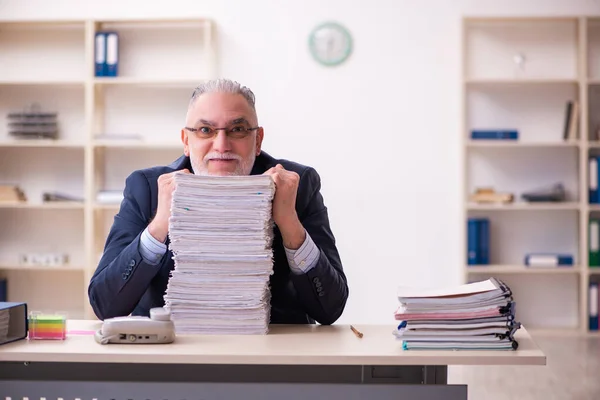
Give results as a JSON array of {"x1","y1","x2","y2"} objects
[{"x1": 190, "y1": 148, "x2": 255, "y2": 176}]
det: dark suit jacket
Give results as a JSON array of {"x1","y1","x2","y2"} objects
[{"x1": 88, "y1": 151, "x2": 349, "y2": 325}]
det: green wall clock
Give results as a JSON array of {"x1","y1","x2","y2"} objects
[{"x1": 308, "y1": 22, "x2": 353, "y2": 66}]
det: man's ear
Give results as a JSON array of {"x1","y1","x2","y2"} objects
[
  {"x1": 255, "y1": 127, "x2": 264, "y2": 156},
  {"x1": 181, "y1": 129, "x2": 190, "y2": 157}
]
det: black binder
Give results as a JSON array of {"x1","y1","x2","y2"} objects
[{"x1": 0, "y1": 302, "x2": 28, "y2": 345}]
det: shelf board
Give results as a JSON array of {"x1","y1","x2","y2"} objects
[
  {"x1": 466, "y1": 265, "x2": 580, "y2": 274},
  {"x1": 587, "y1": 141, "x2": 600, "y2": 148},
  {"x1": 93, "y1": 140, "x2": 183, "y2": 149},
  {"x1": 0, "y1": 202, "x2": 84, "y2": 210},
  {"x1": 0, "y1": 140, "x2": 85, "y2": 148},
  {"x1": 466, "y1": 140, "x2": 578, "y2": 148},
  {"x1": 587, "y1": 268, "x2": 600, "y2": 274},
  {"x1": 465, "y1": 78, "x2": 579, "y2": 85},
  {"x1": 0, "y1": 264, "x2": 85, "y2": 272},
  {"x1": 93, "y1": 77, "x2": 206, "y2": 87},
  {"x1": 0, "y1": 79, "x2": 85, "y2": 86},
  {"x1": 466, "y1": 202, "x2": 580, "y2": 211},
  {"x1": 588, "y1": 79, "x2": 600, "y2": 85}
]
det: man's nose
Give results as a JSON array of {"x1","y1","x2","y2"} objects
[{"x1": 212, "y1": 130, "x2": 232, "y2": 152}]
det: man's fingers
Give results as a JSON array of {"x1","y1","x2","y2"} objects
[{"x1": 263, "y1": 167, "x2": 276, "y2": 175}]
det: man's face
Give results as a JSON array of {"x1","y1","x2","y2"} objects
[{"x1": 181, "y1": 92, "x2": 263, "y2": 176}]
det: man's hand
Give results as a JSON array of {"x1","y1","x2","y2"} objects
[
  {"x1": 148, "y1": 169, "x2": 190, "y2": 243},
  {"x1": 263, "y1": 164, "x2": 305, "y2": 250}
]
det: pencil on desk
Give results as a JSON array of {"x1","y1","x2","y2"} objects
[{"x1": 350, "y1": 325, "x2": 363, "y2": 338}]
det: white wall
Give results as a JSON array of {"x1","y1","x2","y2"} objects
[{"x1": 1, "y1": 0, "x2": 598, "y2": 325}]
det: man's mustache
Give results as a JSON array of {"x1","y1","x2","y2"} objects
[{"x1": 203, "y1": 152, "x2": 241, "y2": 162}]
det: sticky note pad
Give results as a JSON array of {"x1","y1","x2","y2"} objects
[{"x1": 28, "y1": 313, "x2": 66, "y2": 340}]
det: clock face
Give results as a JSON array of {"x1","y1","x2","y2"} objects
[{"x1": 308, "y1": 22, "x2": 353, "y2": 66}]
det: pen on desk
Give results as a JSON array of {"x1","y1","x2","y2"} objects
[{"x1": 350, "y1": 325, "x2": 363, "y2": 338}]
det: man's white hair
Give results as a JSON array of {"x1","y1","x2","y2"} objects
[{"x1": 188, "y1": 78, "x2": 256, "y2": 111}]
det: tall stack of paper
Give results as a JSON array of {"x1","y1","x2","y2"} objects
[
  {"x1": 393, "y1": 278, "x2": 521, "y2": 350},
  {"x1": 164, "y1": 173, "x2": 276, "y2": 335}
]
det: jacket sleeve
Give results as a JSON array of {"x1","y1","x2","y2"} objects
[
  {"x1": 88, "y1": 171, "x2": 171, "y2": 320},
  {"x1": 289, "y1": 167, "x2": 349, "y2": 325}
]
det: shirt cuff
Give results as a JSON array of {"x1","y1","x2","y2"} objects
[
  {"x1": 284, "y1": 230, "x2": 319, "y2": 274},
  {"x1": 139, "y1": 226, "x2": 167, "y2": 265}
]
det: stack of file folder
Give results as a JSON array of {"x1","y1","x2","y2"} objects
[
  {"x1": 164, "y1": 173, "x2": 276, "y2": 334},
  {"x1": 393, "y1": 278, "x2": 521, "y2": 350}
]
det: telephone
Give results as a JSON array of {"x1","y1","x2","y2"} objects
[{"x1": 94, "y1": 307, "x2": 175, "y2": 345}]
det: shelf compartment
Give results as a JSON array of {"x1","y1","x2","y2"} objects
[
  {"x1": 94, "y1": 85, "x2": 191, "y2": 144},
  {"x1": 94, "y1": 19, "x2": 214, "y2": 81},
  {"x1": 466, "y1": 210, "x2": 579, "y2": 266},
  {"x1": 0, "y1": 208, "x2": 85, "y2": 267},
  {"x1": 0, "y1": 22, "x2": 86, "y2": 82},
  {"x1": 0, "y1": 270, "x2": 85, "y2": 319},
  {"x1": 588, "y1": 18, "x2": 600, "y2": 81},
  {"x1": 96, "y1": 147, "x2": 184, "y2": 194},
  {"x1": 464, "y1": 18, "x2": 578, "y2": 81},
  {"x1": 0, "y1": 147, "x2": 85, "y2": 208},
  {"x1": 467, "y1": 147, "x2": 580, "y2": 203},
  {"x1": 0, "y1": 84, "x2": 86, "y2": 144},
  {"x1": 466, "y1": 82, "x2": 579, "y2": 143}
]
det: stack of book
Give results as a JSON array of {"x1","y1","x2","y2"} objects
[
  {"x1": 393, "y1": 278, "x2": 520, "y2": 350},
  {"x1": 164, "y1": 172, "x2": 276, "y2": 335}
]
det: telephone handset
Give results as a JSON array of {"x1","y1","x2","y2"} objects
[{"x1": 94, "y1": 307, "x2": 176, "y2": 345}]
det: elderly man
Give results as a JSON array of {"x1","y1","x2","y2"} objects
[{"x1": 88, "y1": 79, "x2": 349, "y2": 325}]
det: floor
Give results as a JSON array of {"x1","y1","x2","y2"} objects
[{"x1": 448, "y1": 335, "x2": 600, "y2": 399}]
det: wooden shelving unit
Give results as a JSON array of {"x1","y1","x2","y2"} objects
[
  {"x1": 462, "y1": 16, "x2": 600, "y2": 335},
  {"x1": 0, "y1": 18, "x2": 216, "y2": 319}
]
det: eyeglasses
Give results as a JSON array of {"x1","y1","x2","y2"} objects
[{"x1": 184, "y1": 125, "x2": 259, "y2": 140}]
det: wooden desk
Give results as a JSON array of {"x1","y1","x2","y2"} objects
[{"x1": 0, "y1": 320, "x2": 546, "y2": 400}]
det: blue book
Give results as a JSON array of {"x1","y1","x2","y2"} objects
[
  {"x1": 94, "y1": 32, "x2": 106, "y2": 77},
  {"x1": 105, "y1": 31, "x2": 119, "y2": 77},
  {"x1": 467, "y1": 219, "x2": 479, "y2": 265},
  {"x1": 467, "y1": 218, "x2": 490, "y2": 265},
  {"x1": 590, "y1": 156, "x2": 600, "y2": 204},
  {"x1": 0, "y1": 278, "x2": 5, "y2": 302},
  {"x1": 470, "y1": 130, "x2": 518, "y2": 140},
  {"x1": 524, "y1": 253, "x2": 574, "y2": 267},
  {"x1": 590, "y1": 283, "x2": 599, "y2": 331}
]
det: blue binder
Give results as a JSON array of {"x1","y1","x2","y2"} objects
[
  {"x1": 467, "y1": 218, "x2": 490, "y2": 265},
  {"x1": 105, "y1": 31, "x2": 119, "y2": 77},
  {"x1": 0, "y1": 302, "x2": 28, "y2": 345},
  {"x1": 95, "y1": 32, "x2": 107, "y2": 77},
  {"x1": 590, "y1": 283, "x2": 599, "y2": 331},
  {"x1": 590, "y1": 156, "x2": 600, "y2": 204}
]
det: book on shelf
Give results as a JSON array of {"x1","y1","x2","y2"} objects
[
  {"x1": 467, "y1": 218, "x2": 489, "y2": 265},
  {"x1": 392, "y1": 277, "x2": 521, "y2": 350},
  {"x1": 470, "y1": 130, "x2": 518, "y2": 141},
  {"x1": 590, "y1": 219, "x2": 600, "y2": 268},
  {"x1": 590, "y1": 282, "x2": 598, "y2": 331},
  {"x1": 589, "y1": 156, "x2": 600, "y2": 204},
  {"x1": 562, "y1": 100, "x2": 579, "y2": 141},
  {"x1": 524, "y1": 253, "x2": 573, "y2": 267}
]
